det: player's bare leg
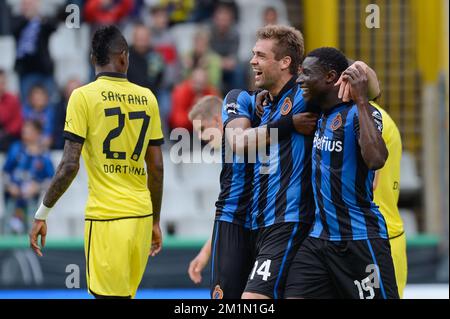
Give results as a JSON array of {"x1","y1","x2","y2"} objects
[{"x1": 242, "y1": 292, "x2": 270, "y2": 299}]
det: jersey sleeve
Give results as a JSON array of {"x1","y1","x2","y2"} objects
[
  {"x1": 222, "y1": 89, "x2": 255, "y2": 128},
  {"x1": 63, "y1": 88, "x2": 88, "y2": 144},
  {"x1": 147, "y1": 91, "x2": 164, "y2": 146},
  {"x1": 353, "y1": 104, "x2": 383, "y2": 139}
]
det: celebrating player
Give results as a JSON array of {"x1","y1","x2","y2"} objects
[
  {"x1": 29, "y1": 26, "x2": 164, "y2": 299},
  {"x1": 241, "y1": 25, "x2": 316, "y2": 299},
  {"x1": 285, "y1": 47, "x2": 399, "y2": 299}
]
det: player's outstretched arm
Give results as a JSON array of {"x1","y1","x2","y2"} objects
[
  {"x1": 225, "y1": 117, "x2": 267, "y2": 154},
  {"x1": 29, "y1": 140, "x2": 83, "y2": 257},
  {"x1": 188, "y1": 238, "x2": 212, "y2": 284},
  {"x1": 348, "y1": 64, "x2": 388, "y2": 170},
  {"x1": 225, "y1": 114, "x2": 316, "y2": 155},
  {"x1": 145, "y1": 145, "x2": 164, "y2": 257}
]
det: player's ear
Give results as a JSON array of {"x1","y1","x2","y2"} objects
[
  {"x1": 280, "y1": 56, "x2": 292, "y2": 71},
  {"x1": 119, "y1": 50, "x2": 128, "y2": 66},
  {"x1": 326, "y1": 70, "x2": 339, "y2": 84}
]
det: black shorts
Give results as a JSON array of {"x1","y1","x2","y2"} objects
[
  {"x1": 284, "y1": 237, "x2": 400, "y2": 299},
  {"x1": 244, "y1": 222, "x2": 312, "y2": 299},
  {"x1": 210, "y1": 220, "x2": 254, "y2": 299}
]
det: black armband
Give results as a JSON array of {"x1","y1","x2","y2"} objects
[{"x1": 267, "y1": 113, "x2": 294, "y2": 140}]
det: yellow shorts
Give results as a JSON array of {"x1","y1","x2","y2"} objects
[
  {"x1": 84, "y1": 214, "x2": 153, "y2": 298},
  {"x1": 389, "y1": 232, "x2": 407, "y2": 298}
]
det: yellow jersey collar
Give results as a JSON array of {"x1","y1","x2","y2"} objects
[{"x1": 96, "y1": 72, "x2": 128, "y2": 81}]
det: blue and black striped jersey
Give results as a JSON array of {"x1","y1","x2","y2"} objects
[
  {"x1": 215, "y1": 89, "x2": 260, "y2": 227},
  {"x1": 250, "y1": 77, "x2": 315, "y2": 230},
  {"x1": 309, "y1": 102, "x2": 388, "y2": 241}
]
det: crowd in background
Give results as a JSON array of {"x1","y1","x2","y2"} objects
[{"x1": 0, "y1": 0, "x2": 286, "y2": 234}]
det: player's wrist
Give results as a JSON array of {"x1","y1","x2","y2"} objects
[
  {"x1": 355, "y1": 96, "x2": 369, "y2": 106},
  {"x1": 34, "y1": 202, "x2": 52, "y2": 221}
]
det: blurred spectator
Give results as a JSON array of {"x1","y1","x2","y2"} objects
[
  {"x1": 161, "y1": 0, "x2": 195, "y2": 25},
  {"x1": 263, "y1": 6, "x2": 278, "y2": 25},
  {"x1": 149, "y1": 5, "x2": 181, "y2": 130},
  {"x1": 2, "y1": 120, "x2": 54, "y2": 234},
  {"x1": 182, "y1": 26, "x2": 222, "y2": 89},
  {"x1": 0, "y1": 0, "x2": 13, "y2": 35},
  {"x1": 23, "y1": 84, "x2": 55, "y2": 149},
  {"x1": 209, "y1": 3, "x2": 245, "y2": 94},
  {"x1": 190, "y1": 0, "x2": 238, "y2": 23},
  {"x1": 12, "y1": 0, "x2": 59, "y2": 104},
  {"x1": 189, "y1": 0, "x2": 215, "y2": 22},
  {"x1": 127, "y1": 23, "x2": 164, "y2": 95},
  {"x1": 168, "y1": 67, "x2": 220, "y2": 132},
  {"x1": 52, "y1": 78, "x2": 82, "y2": 150},
  {"x1": 84, "y1": 0, "x2": 134, "y2": 26},
  {"x1": 0, "y1": 69, "x2": 23, "y2": 152}
]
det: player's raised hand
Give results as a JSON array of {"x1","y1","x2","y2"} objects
[
  {"x1": 336, "y1": 61, "x2": 369, "y2": 102},
  {"x1": 293, "y1": 112, "x2": 319, "y2": 136},
  {"x1": 344, "y1": 64, "x2": 368, "y2": 103},
  {"x1": 150, "y1": 223, "x2": 162, "y2": 257},
  {"x1": 255, "y1": 90, "x2": 270, "y2": 118},
  {"x1": 188, "y1": 251, "x2": 209, "y2": 284},
  {"x1": 29, "y1": 219, "x2": 47, "y2": 257}
]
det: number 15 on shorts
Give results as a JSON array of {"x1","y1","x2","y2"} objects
[{"x1": 250, "y1": 259, "x2": 272, "y2": 281}]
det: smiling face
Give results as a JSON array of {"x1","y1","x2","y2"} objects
[
  {"x1": 297, "y1": 56, "x2": 330, "y2": 105},
  {"x1": 250, "y1": 39, "x2": 285, "y2": 92}
]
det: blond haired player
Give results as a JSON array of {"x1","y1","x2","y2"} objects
[{"x1": 29, "y1": 26, "x2": 164, "y2": 299}]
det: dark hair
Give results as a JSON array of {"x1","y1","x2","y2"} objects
[
  {"x1": 0, "y1": 68, "x2": 5, "y2": 76},
  {"x1": 306, "y1": 47, "x2": 349, "y2": 77},
  {"x1": 91, "y1": 25, "x2": 128, "y2": 66},
  {"x1": 256, "y1": 25, "x2": 304, "y2": 75},
  {"x1": 24, "y1": 119, "x2": 43, "y2": 133},
  {"x1": 150, "y1": 4, "x2": 167, "y2": 14}
]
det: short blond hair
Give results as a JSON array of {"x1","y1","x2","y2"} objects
[
  {"x1": 188, "y1": 95, "x2": 223, "y2": 121},
  {"x1": 256, "y1": 24, "x2": 304, "y2": 74}
]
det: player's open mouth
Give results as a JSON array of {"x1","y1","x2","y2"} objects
[{"x1": 253, "y1": 70, "x2": 263, "y2": 80}]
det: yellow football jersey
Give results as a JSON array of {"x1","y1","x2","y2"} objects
[
  {"x1": 64, "y1": 73, "x2": 164, "y2": 220},
  {"x1": 370, "y1": 102, "x2": 404, "y2": 238}
]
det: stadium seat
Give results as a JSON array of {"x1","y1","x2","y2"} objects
[
  {"x1": 49, "y1": 24, "x2": 90, "y2": 87},
  {"x1": 197, "y1": 188, "x2": 220, "y2": 217},
  {"x1": 171, "y1": 215, "x2": 214, "y2": 238},
  {"x1": 400, "y1": 208, "x2": 419, "y2": 236},
  {"x1": 4, "y1": 70, "x2": 19, "y2": 94},
  {"x1": 169, "y1": 22, "x2": 202, "y2": 56},
  {"x1": 179, "y1": 161, "x2": 221, "y2": 189},
  {"x1": 48, "y1": 151, "x2": 87, "y2": 237},
  {"x1": 400, "y1": 151, "x2": 422, "y2": 195},
  {"x1": 0, "y1": 36, "x2": 15, "y2": 71}
]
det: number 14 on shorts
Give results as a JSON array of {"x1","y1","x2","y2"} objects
[{"x1": 250, "y1": 260, "x2": 272, "y2": 281}]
